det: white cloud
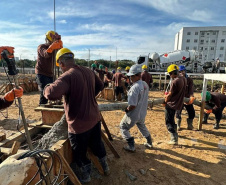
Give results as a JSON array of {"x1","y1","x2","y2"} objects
[{"x1": 58, "y1": 20, "x2": 67, "y2": 24}]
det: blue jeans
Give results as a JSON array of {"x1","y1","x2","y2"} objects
[{"x1": 36, "y1": 74, "x2": 53, "y2": 105}]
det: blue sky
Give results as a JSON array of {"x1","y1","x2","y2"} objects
[{"x1": 0, "y1": 0, "x2": 226, "y2": 61}]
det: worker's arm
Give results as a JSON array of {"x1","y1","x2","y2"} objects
[
  {"x1": 37, "y1": 44, "x2": 53, "y2": 58},
  {"x1": 0, "y1": 97, "x2": 13, "y2": 110},
  {"x1": 44, "y1": 75, "x2": 69, "y2": 101},
  {"x1": 211, "y1": 96, "x2": 221, "y2": 113},
  {"x1": 125, "y1": 86, "x2": 139, "y2": 112}
]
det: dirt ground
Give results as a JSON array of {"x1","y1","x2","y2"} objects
[{"x1": 0, "y1": 91, "x2": 226, "y2": 185}]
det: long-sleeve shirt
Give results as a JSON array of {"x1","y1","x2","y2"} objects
[
  {"x1": 44, "y1": 65, "x2": 104, "y2": 134},
  {"x1": 141, "y1": 71, "x2": 153, "y2": 85},
  {"x1": 0, "y1": 97, "x2": 13, "y2": 110},
  {"x1": 35, "y1": 43, "x2": 55, "y2": 77},
  {"x1": 95, "y1": 69, "x2": 106, "y2": 82},
  {"x1": 210, "y1": 92, "x2": 226, "y2": 113},
  {"x1": 185, "y1": 77, "x2": 194, "y2": 98}
]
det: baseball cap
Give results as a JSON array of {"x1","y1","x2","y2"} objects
[{"x1": 127, "y1": 64, "x2": 142, "y2": 76}]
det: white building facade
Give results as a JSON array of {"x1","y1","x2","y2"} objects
[{"x1": 174, "y1": 26, "x2": 226, "y2": 63}]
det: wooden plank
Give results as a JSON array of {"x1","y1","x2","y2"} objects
[
  {"x1": 56, "y1": 151, "x2": 82, "y2": 185},
  {"x1": 87, "y1": 148, "x2": 104, "y2": 175},
  {"x1": 101, "y1": 131, "x2": 120, "y2": 158},
  {"x1": 41, "y1": 111, "x2": 64, "y2": 125},
  {"x1": 100, "y1": 113, "x2": 113, "y2": 141},
  {"x1": 9, "y1": 141, "x2": 21, "y2": 156},
  {"x1": 0, "y1": 147, "x2": 28, "y2": 155},
  {"x1": 29, "y1": 123, "x2": 52, "y2": 129},
  {"x1": 0, "y1": 133, "x2": 6, "y2": 142},
  {"x1": 34, "y1": 106, "x2": 64, "y2": 112}
]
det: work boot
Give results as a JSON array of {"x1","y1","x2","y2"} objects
[
  {"x1": 124, "y1": 137, "x2": 136, "y2": 152},
  {"x1": 202, "y1": 113, "x2": 209, "y2": 124},
  {"x1": 144, "y1": 134, "x2": 153, "y2": 149},
  {"x1": 168, "y1": 132, "x2": 178, "y2": 145},
  {"x1": 99, "y1": 156, "x2": 110, "y2": 176},
  {"x1": 213, "y1": 122, "x2": 220, "y2": 129},
  {"x1": 187, "y1": 118, "x2": 194, "y2": 130},
  {"x1": 176, "y1": 118, "x2": 181, "y2": 131},
  {"x1": 79, "y1": 164, "x2": 91, "y2": 184}
]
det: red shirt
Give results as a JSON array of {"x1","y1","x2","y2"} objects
[
  {"x1": 112, "y1": 72, "x2": 126, "y2": 87},
  {"x1": 44, "y1": 65, "x2": 104, "y2": 134},
  {"x1": 35, "y1": 43, "x2": 55, "y2": 77},
  {"x1": 141, "y1": 71, "x2": 153, "y2": 85}
]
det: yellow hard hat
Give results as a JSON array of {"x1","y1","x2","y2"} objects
[
  {"x1": 167, "y1": 64, "x2": 179, "y2": 73},
  {"x1": 46, "y1": 30, "x2": 56, "y2": 42},
  {"x1": 125, "y1": 66, "x2": 130, "y2": 70},
  {"x1": 56, "y1": 48, "x2": 74, "y2": 67},
  {"x1": 142, "y1": 65, "x2": 147, "y2": 69},
  {"x1": 117, "y1": 67, "x2": 121, "y2": 70}
]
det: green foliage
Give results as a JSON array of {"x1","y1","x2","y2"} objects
[{"x1": 17, "y1": 59, "x2": 36, "y2": 68}]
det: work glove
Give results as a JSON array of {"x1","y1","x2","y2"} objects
[
  {"x1": 205, "y1": 109, "x2": 212, "y2": 114},
  {"x1": 185, "y1": 97, "x2": 196, "y2": 105},
  {"x1": 124, "y1": 107, "x2": 129, "y2": 113},
  {"x1": 4, "y1": 87, "x2": 23, "y2": 102},
  {"x1": 47, "y1": 40, "x2": 63, "y2": 53}
]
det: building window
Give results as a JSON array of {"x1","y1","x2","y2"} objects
[
  {"x1": 211, "y1": 39, "x2": 215, "y2": 43},
  {"x1": 186, "y1": 39, "x2": 190, "y2": 43},
  {"x1": 206, "y1": 40, "x2": 209, "y2": 43},
  {"x1": 205, "y1": 47, "x2": 208, "y2": 50},
  {"x1": 199, "y1": 55, "x2": 202, "y2": 59},
  {"x1": 200, "y1": 47, "x2": 203, "y2": 51},
  {"x1": 211, "y1": 47, "x2": 214, "y2": 50},
  {"x1": 186, "y1": 46, "x2": 189, "y2": 50},
  {"x1": 213, "y1": 31, "x2": 216, "y2": 35},
  {"x1": 220, "y1": 47, "x2": 224, "y2": 50},
  {"x1": 201, "y1": 32, "x2": 205, "y2": 36},
  {"x1": 223, "y1": 31, "x2": 226, "y2": 35},
  {"x1": 195, "y1": 32, "x2": 198, "y2": 35},
  {"x1": 194, "y1": 39, "x2": 198, "y2": 43},
  {"x1": 193, "y1": 46, "x2": 197, "y2": 50},
  {"x1": 200, "y1": 40, "x2": 204, "y2": 44},
  {"x1": 207, "y1": 32, "x2": 209, "y2": 35},
  {"x1": 219, "y1": 54, "x2": 223, "y2": 57},
  {"x1": 221, "y1": 39, "x2": 225, "y2": 43},
  {"x1": 187, "y1": 32, "x2": 191, "y2": 35}
]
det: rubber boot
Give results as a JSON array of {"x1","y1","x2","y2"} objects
[
  {"x1": 144, "y1": 134, "x2": 153, "y2": 149},
  {"x1": 187, "y1": 118, "x2": 194, "y2": 130},
  {"x1": 176, "y1": 118, "x2": 181, "y2": 131},
  {"x1": 202, "y1": 113, "x2": 209, "y2": 124},
  {"x1": 99, "y1": 156, "x2": 110, "y2": 176},
  {"x1": 124, "y1": 137, "x2": 136, "y2": 152},
  {"x1": 168, "y1": 132, "x2": 178, "y2": 145},
  {"x1": 79, "y1": 164, "x2": 91, "y2": 184},
  {"x1": 213, "y1": 121, "x2": 220, "y2": 129}
]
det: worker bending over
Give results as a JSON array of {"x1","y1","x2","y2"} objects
[
  {"x1": 176, "y1": 65, "x2": 195, "y2": 130},
  {"x1": 120, "y1": 64, "x2": 153, "y2": 152},
  {"x1": 164, "y1": 64, "x2": 186, "y2": 145},
  {"x1": 35, "y1": 30, "x2": 63, "y2": 105},
  {"x1": 44, "y1": 48, "x2": 109, "y2": 184},
  {"x1": 202, "y1": 91, "x2": 226, "y2": 129}
]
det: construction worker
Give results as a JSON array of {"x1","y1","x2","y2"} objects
[
  {"x1": 120, "y1": 64, "x2": 153, "y2": 152},
  {"x1": 0, "y1": 88, "x2": 23, "y2": 110},
  {"x1": 176, "y1": 65, "x2": 195, "y2": 130},
  {"x1": 91, "y1": 63, "x2": 97, "y2": 71},
  {"x1": 125, "y1": 66, "x2": 131, "y2": 90},
  {"x1": 164, "y1": 64, "x2": 186, "y2": 145},
  {"x1": 202, "y1": 91, "x2": 226, "y2": 129},
  {"x1": 43, "y1": 48, "x2": 109, "y2": 183},
  {"x1": 95, "y1": 64, "x2": 106, "y2": 82},
  {"x1": 104, "y1": 67, "x2": 112, "y2": 87},
  {"x1": 112, "y1": 67, "x2": 127, "y2": 101},
  {"x1": 35, "y1": 30, "x2": 63, "y2": 105},
  {"x1": 141, "y1": 65, "x2": 153, "y2": 89}
]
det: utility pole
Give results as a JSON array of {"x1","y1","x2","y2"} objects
[
  {"x1": 54, "y1": 0, "x2": 56, "y2": 31},
  {"x1": 109, "y1": 56, "x2": 111, "y2": 69}
]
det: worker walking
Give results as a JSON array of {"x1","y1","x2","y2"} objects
[
  {"x1": 202, "y1": 91, "x2": 226, "y2": 129},
  {"x1": 44, "y1": 48, "x2": 109, "y2": 183},
  {"x1": 141, "y1": 65, "x2": 153, "y2": 89},
  {"x1": 164, "y1": 64, "x2": 186, "y2": 145},
  {"x1": 176, "y1": 65, "x2": 195, "y2": 130},
  {"x1": 112, "y1": 67, "x2": 127, "y2": 101},
  {"x1": 120, "y1": 64, "x2": 153, "y2": 152},
  {"x1": 124, "y1": 66, "x2": 131, "y2": 90},
  {"x1": 104, "y1": 67, "x2": 112, "y2": 87},
  {"x1": 35, "y1": 31, "x2": 63, "y2": 105},
  {"x1": 0, "y1": 88, "x2": 23, "y2": 110}
]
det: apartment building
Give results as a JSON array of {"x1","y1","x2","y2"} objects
[{"x1": 174, "y1": 26, "x2": 226, "y2": 62}]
